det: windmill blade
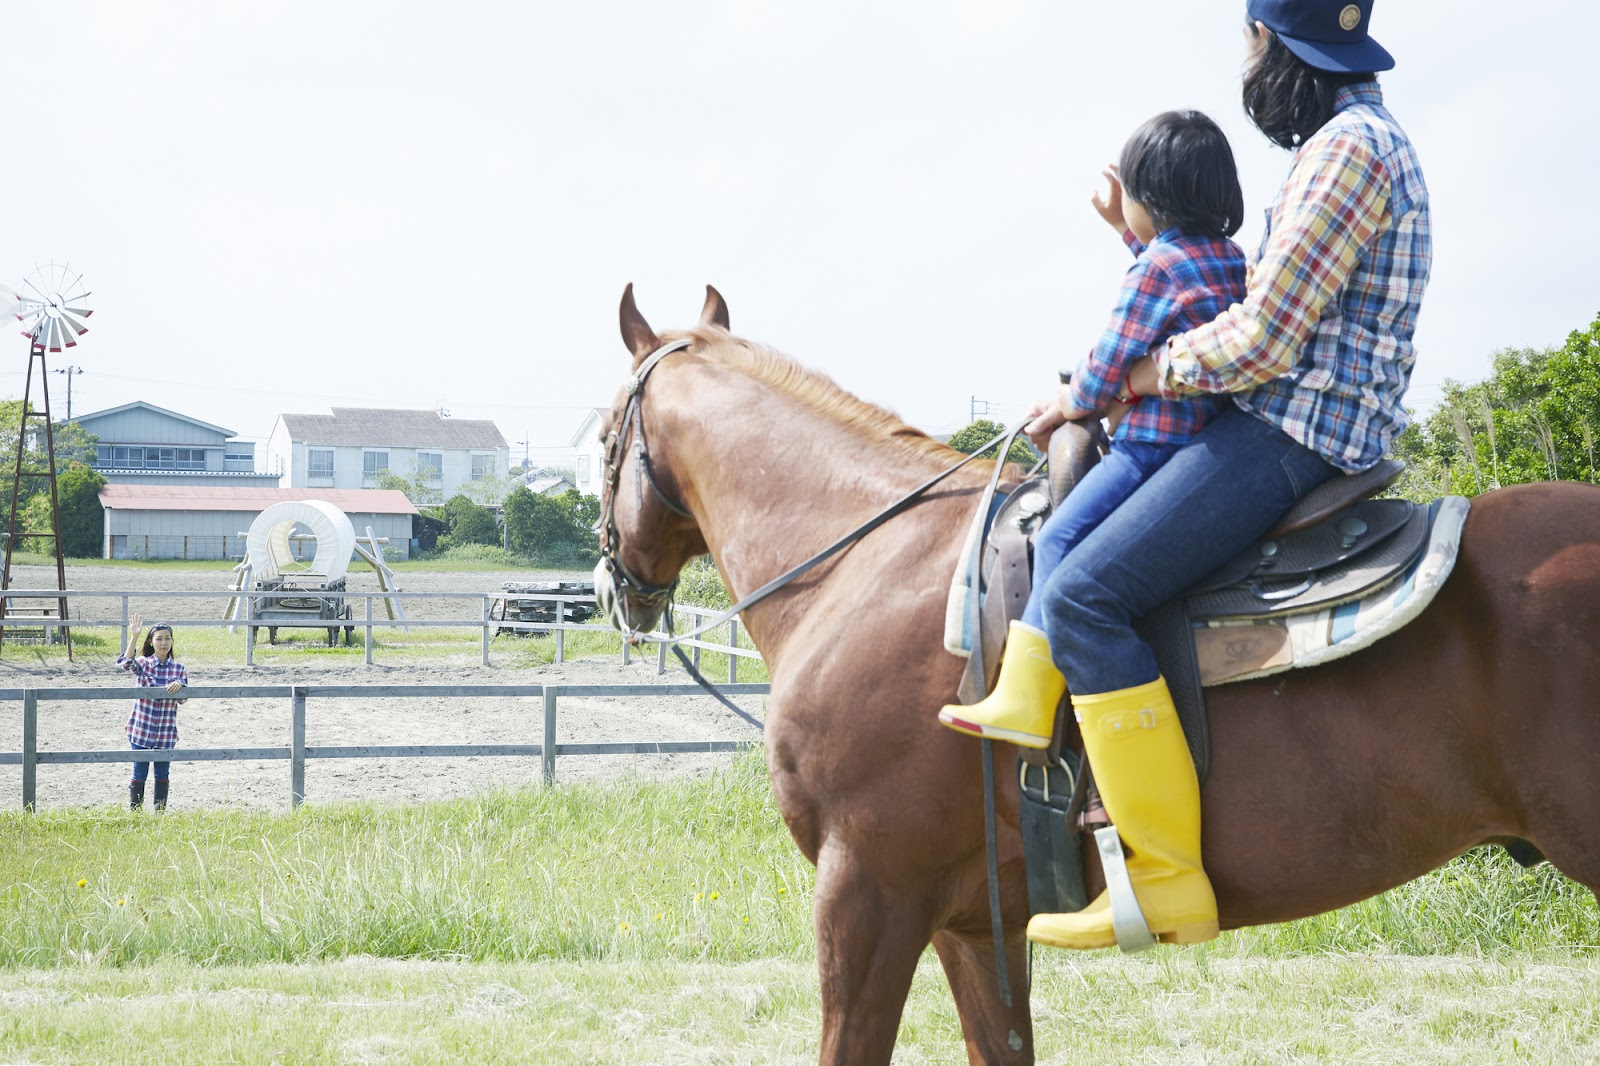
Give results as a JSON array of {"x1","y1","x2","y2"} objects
[
  {"x1": 58, "y1": 307, "x2": 91, "y2": 336},
  {"x1": 62, "y1": 305, "x2": 92, "y2": 318}
]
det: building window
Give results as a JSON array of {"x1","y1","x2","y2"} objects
[
  {"x1": 363, "y1": 451, "x2": 390, "y2": 479},
  {"x1": 417, "y1": 452, "x2": 442, "y2": 481},
  {"x1": 471, "y1": 453, "x2": 494, "y2": 480},
  {"x1": 576, "y1": 455, "x2": 591, "y2": 485},
  {"x1": 308, "y1": 449, "x2": 334, "y2": 479},
  {"x1": 225, "y1": 442, "x2": 254, "y2": 463}
]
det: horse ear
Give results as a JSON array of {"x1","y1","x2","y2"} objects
[
  {"x1": 619, "y1": 283, "x2": 659, "y2": 362},
  {"x1": 700, "y1": 285, "x2": 730, "y2": 331}
]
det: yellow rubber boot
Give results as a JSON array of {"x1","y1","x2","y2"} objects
[
  {"x1": 1026, "y1": 677, "x2": 1217, "y2": 950},
  {"x1": 937, "y1": 621, "x2": 1063, "y2": 749}
]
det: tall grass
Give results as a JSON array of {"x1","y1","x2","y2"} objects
[
  {"x1": 1, "y1": 748, "x2": 1594, "y2": 971},
  {"x1": 0, "y1": 750, "x2": 811, "y2": 969}
]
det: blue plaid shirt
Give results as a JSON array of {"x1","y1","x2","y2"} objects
[
  {"x1": 119, "y1": 654, "x2": 187, "y2": 748},
  {"x1": 1159, "y1": 82, "x2": 1432, "y2": 471},
  {"x1": 1068, "y1": 229, "x2": 1246, "y2": 444}
]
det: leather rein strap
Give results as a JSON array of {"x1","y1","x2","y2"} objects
[{"x1": 601, "y1": 338, "x2": 1015, "y2": 648}]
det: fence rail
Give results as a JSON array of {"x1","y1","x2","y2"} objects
[
  {"x1": 0, "y1": 589, "x2": 760, "y2": 675},
  {"x1": 2, "y1": 682, "x2": 772, "y2": 809}
]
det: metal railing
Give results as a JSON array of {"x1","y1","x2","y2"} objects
[
  {"x1": 0, "y1": 589, "x2": 761, "y2": 674},
  {"x1": 0, "y1": 682, "x2": 771, "y2": 810}
]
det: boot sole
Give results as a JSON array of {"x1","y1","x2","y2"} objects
[
  {"x1": 1027, "y1": 918, "x2": 1219, "y2": 951},
  {"x1": 937, "y1": 710, "x2": 1050, "y2": 749}
]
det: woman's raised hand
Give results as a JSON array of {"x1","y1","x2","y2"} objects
[
  {"x1": 1091, "y1": 164, "x2": 1126, "y2": 234},
  {"x1": 130, "y1": 613, "x2": 144, "y2": 632}
]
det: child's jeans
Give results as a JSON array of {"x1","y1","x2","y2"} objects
[
  {"x1": 1021, "y1": 437, "x2": 1184, "y2": 631},
  {"x1": 131, "y1": 743, "x2": 170, "y2": 783},
  {"x1": 1039, "y1": 405, "x2": 1338, "y2": 694}
]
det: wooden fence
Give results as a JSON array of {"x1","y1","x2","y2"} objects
[{"x1": 0, "y1": 682, "x2": 771, "y2": 810}]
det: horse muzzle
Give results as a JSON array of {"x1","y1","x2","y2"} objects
[{"x1": 593, "y1": 558, "x2": 669, "y2": 641}]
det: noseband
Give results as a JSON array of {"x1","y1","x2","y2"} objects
[{"x1": 598, "y1": 338, "x2": 696, "y2": 633}]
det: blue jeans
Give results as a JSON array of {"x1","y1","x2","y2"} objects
[
  {"x1": 1021, "y1": 439, "x2": 1184, "y2": 630},
  {"x1": 131, "y1": 743, "x2": 169, "y2": 783},
  {"x1": 1039, "y1": 405, "x2": 1338, "y2": 694}
]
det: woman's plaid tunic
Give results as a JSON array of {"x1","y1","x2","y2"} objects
[{"x1": 119, "y1": 655, "x2": 188, "y2": 747}]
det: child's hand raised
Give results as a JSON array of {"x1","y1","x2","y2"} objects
[{"x1": 1091, "y1": 164, "x2": 1126, "y2": 234}]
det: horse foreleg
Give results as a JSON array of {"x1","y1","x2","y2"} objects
[
  {"x1": 932, "y1": 928, "x2": 1034, "y2": 1064},
  {"x1": 812, "y1": 841, "x2": 932, "y2": 1066}
]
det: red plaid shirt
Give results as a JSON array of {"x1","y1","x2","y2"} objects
[
  {"x1": 1067, "y1": 229, "x2": 1247, "y2": 444},
  {"x1": 119, "y1": 655, "x2": 187, "y2": 748}
]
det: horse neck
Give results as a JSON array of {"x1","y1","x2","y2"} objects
[{"x1": 656, "y1": 358, "x2": 986, "y2": 668}]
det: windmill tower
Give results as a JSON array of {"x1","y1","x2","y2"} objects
[{"x1": 0, "y1": 263, "x2": 93, "y2": 658}]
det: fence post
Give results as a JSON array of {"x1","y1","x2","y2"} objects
[
  {"x1": 364, "y1": 595, "x2": 373, "y2": 666},
  {"x1": 481, "y1": 596, "x2": 490, "y2": 667},
  {"x1": 556, "y1": 623, "x2": 565, "y2": 663},
  {"x1": 120, "y1": 595, "x2": 129, "y2": 653},
  {"x1": 728, "y1": 618, "x2": 739, "y2": 683},
  {"x1": 541, "y1": 687, "x2": 557, "y2": 785},
  {"x1": 290, "y1": 686, "x2": 306, "y2": 808},
  {"x1": 245, "y1": 593, "x2": 256, "y2": 667},
  {"x1": 22, "y1": 690, "x2": 37, "y2": 811},
  {"x1": 658, "y1": 636, "x2": 667, "y2": 675}
]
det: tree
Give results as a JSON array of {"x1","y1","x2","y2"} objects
[
  {"x1": 946, "y1": 419, "x2": 1038, "y2": 466},
  {"x1": 503, "y1": 486, "x2": 601, "y2": 565},
  {"x1": 56, "y1": 462, "x2": 106, "y2": 557},
  {"x1": 375, "y1": 463, "x2": 444, "y2": 507},
  {"x1": 0, "y1": 402, "x2": 97, "y2": 520},
  {"x1": 437, "y1": 494, "x2": 498, "y2": 549},
  {"x1": 1384, "y1": 310, "x2": 1600, "y2": 497}
]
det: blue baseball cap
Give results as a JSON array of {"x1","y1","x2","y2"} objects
[{"x1": 1247, "y1": 0, "x2": 1395, "y2": 73}]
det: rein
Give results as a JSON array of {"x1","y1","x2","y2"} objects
[{"x1": 599, "y1": 338, "x2": 1018, "y2": 649}]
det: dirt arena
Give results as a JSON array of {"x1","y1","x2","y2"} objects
[{"x1": 0, "y1": 564, "x2": 766, "y2": 812}]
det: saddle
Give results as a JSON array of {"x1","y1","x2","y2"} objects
[{"x1": 949, "y1": 421, "x2": 1469, "y2": 917}]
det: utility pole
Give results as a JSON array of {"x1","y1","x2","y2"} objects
[
  {"x1": 51, "y1": 366, "x2": 83, "y2": 421},
  {"x1": 969, "y1": 396, "x2": 991, "y2": 424}
]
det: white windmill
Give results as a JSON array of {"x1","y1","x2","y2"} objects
[
  {"x1": 0, "y1": 261, "x2": 92, "y2": 657},
  {"x1": 5, "y1": 262, "x2": 93, "y2": 351}
]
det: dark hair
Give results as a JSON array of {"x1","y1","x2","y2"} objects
[
  {"x1": 141, "y1": 625, "x2": 175, "y2": 660},
  {"x1": 1118, "y1": 110, "x2": 1245, "y2": 239},
  {"x1": 1242, "y1": 21, "x2": 1374, "y2": 150}
]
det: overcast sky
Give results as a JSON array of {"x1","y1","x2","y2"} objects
[{"x1": 4, "y1": 1, "x2": 1595, "y2": 454}]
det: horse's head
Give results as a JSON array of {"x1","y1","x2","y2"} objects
[{"x1": 592, "y1": 283, "x2": 730, "y2": 638}]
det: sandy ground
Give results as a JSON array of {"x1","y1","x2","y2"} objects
[{"x1": 0, "y1": 564, "x2": 766, "y2": 812}]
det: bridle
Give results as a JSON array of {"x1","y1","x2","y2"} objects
[
  {"x1": 597, "y1": 338, "x2": 696, "y2": 638},
  {"x1": 598, "y1": 335, "x2": 1027, "y2": 649}
]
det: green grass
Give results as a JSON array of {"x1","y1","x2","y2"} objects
[
  {"x1": 0, "y1": 619, "x2": 771, "y2": 680},
  {"x1": 3, "y1": 954, "x2": 1599, "y2": 1064},
  {"x1": 0, "y1": 750, "x2": 1594, "y2": 972},
  {"x1": 0, "y1": 751, "x2": 811, "y2": 969},
  {"x1": 1, "y1": 750, "x2": 1598, "y2": 1061}
]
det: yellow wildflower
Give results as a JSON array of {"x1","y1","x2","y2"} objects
[
  {"x1": 618, "y1": 922, "x2": 632, "y2": 932},
  {"x1": 709, "y1": 891, "x2": 720, "y2": 901},
  {"x1": 115, "y1": 899, "x2": 125, "y2": 907},
  {"x1": 76, "y1": 879, "x2": 87, "y2": 889}
]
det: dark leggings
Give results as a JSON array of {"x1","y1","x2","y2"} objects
[{"x1": 130, "y1": 743, "x2": 170, "y2": 783}]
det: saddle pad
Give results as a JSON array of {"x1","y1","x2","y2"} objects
[{"x1": 1195, "y1": 496, "x2": 1469, "y2": 686}]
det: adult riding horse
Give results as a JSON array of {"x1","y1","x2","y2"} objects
[{"x1": 595, "y1": 285, "x2": 1600, "y2": 1066}]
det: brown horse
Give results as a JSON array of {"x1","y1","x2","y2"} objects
[{"x1": 595, "y1": 285, "x2": 1600, "y2": 1065}]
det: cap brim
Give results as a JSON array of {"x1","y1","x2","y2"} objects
[{"x1": 1278, "y1": 33, "x2": 1395, "y2": 74}]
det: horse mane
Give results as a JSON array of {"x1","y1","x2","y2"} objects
[{"x1": 662, "y1": 328, "x2": 963, "y2": 465}]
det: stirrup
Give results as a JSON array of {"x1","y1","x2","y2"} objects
[{"x1": 1094, "y1": 825, "x2": 1156, "y2": 953}]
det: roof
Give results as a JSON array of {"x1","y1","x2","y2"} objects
[
  {"x1": 98, "y1": 485, "x2": 419, "y2": 515},
  {"x1": 70, "y1": 400, "x2": 236, "y2": 438},
  {"x1": 568, "y1": 408, "x2": 606, "y2": 448},
  {"x1": 277, "y1": 408, "x2": 507, "y2": 449}
]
